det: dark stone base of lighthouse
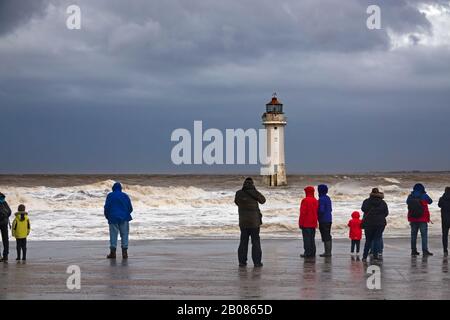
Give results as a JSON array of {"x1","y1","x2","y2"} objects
[{"x1": 263, "y1": 164, "x2": 287, "y2": 187}]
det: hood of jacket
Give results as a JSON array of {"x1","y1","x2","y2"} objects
[
  {"x1": 15, "y1": 211, "x2": 28, "y2": 221},
  {"x1": 304, "y1": 186, "x2": 315, "y2": 198},
  {"x1": 369, "y1": 188, "x2": 384, "y2": 199},
  {"x1": 351, "y1": 211, "x2": 360, "y2": 219},
  {"x1": 112, "y1": 182, "x2": 122, "y2": 192},
  {"x1": 368, "y1": 195, "x2": 384, "y2": 206},
  {"x1": 0, "y1": 193, "x2": 5, "y2": 203},
  {"x1": 443, "y1": 187, "x2": 450, "y2": 200},
  {"x1": 318, "y1": 184, "x2": 328, "y2": 196},
  {"x1": 242, "y1": 178, "x2": 255, "y2": 190},
  {"x1": 412, "y1": 183, "x2": 426, "y2": 196}
]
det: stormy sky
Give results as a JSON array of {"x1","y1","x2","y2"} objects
[{"x1": 0, "y1": 0, "x2": 449, "y2": 174}]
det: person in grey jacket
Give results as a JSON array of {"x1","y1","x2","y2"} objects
[{"x1": 234, "y1": 178, "x2": 266, "y2": 267}]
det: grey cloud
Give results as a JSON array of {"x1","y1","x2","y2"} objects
[
  {"x1": 0, "y1": 0, "x2": 49, "y2": 36},
  {"x1": 0, "y1": 0, "x2": 439, "y2": 94},
  {"x1": 0, "y1": 0, "x2": 449, "y2": 173}
]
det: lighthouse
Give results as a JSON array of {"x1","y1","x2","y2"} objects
[{"x1": 261, "y1": 93, "x2": 287, "y2": 186}]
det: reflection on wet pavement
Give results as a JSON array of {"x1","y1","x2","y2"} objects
[{"x1": 0, "y1": 238, "x2": 449, "y2": 299}]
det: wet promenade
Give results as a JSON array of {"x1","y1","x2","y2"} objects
[{"x1": 0, "y1": 238, "x2": 448, "y2": 299}]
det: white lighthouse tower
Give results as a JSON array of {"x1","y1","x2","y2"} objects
[{"x1": 261, "y1": 93, "x2": 287, "y2": 186}]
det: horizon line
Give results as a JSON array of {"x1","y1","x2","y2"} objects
[{"x1": 1, "y1": 170, "x2": 450, "y2": 176}]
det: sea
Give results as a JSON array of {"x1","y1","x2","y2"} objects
[{"x1": 0, "y1": 173, "x2": 449, "y2": 240}]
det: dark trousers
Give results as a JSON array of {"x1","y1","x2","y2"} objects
[
  {"x1": 16, "y1": 238, "x2": 27, "y2": 260},
  {"x1": 351, "y1": 240, "x2": 361, "y2": 253},
  {"x1": 363, "y1": 226, "x2": 385, "y2": 259},
  {"x1": 238, "y1": 227, "x2": 262, "y2": 265},
  {"x1": 0, "y1": 224, "x2": 9, "y2": 257},
  {"x1": 443, "y1": 224, "x2": 450, "y2": 252},
  {"x1": 319, "y1": 222, "x2": 332, "y2": 242},
  {"x1": 370, "y1": 234, "x2": 384, "y2": 254},
  {"x1": 410, "y1": 222, "x2": 428, "y2": 252},
  {"x1": 301, "y1": 228, "x2": 316, "y2": 257}
]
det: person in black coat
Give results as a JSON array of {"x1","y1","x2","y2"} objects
[
  {"x1": 234, "y1": 177, "x2": 266, "y2": 267},
  {"x1": 361, "y1": 188, "x2": 389, "y2": 261},
  {"x1": 0, "y1": 193, "x2": 12, "y2": 262},
  {"x1": 438, "y1": 187, "x2": 450, "y2": 257}
]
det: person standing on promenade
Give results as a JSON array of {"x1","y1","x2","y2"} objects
[
  {"x1": 407, "y1": 183, "x2": 433, "y2": 256},
  {"x1": 348, "y1": 211, "x2": 363, "y2": 255},
  {"x1": 0, "y1": 193, "x2": 11, "y2": 262},
  {"x1": 361, "y1": 188, "x2": 389, "y2": 262},
  {"x1": 12, "y1": 204, "x2": 31, "y2": 261},
  {"x1": 438, "y1": 187, "x2": 450, "y2": 257},
  {"x1": 235, "y1": 177, "x2": 266, "y2": 268},
  {"x1": 104, "y1": 182, "x2": 133, "y2": 259},
  {"x1": 299, "y1": 186, "x2": 319, "y2": 258},
  {"x1": 318, "y1": 184, "x2": 333, "y2": 257}
]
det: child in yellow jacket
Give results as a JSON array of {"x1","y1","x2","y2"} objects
[{"x1": 12, "y1": 204, "x2": 30, "y2": 261}]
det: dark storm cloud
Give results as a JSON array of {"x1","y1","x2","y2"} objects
[
  {"x1": 0, "y1": 0, "x2": 449, "y2": 173},
  {"x1": 0, "y1": 0, "x2": 441, "y2": 103},
  {"x1": 0, "y1": 0, "x2": 49, "y2": 35}
]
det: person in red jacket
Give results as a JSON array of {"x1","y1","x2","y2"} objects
[
  {"x1": 348, "y1": 211, "x2": 363, "y2": 255},
  {"x1": 407, "y1": 183, "x2": 433, "y2": 256},
  {"x1": 299, "y1": 186, "x2": 319, "y2": 258}
]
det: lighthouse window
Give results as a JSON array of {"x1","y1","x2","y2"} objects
[
  {"x1": 266, "y1": 105, "x2": 283, "y2": 113},
  {"x1": 274, "y1": 127, "x2": 277, "y2": 130}
]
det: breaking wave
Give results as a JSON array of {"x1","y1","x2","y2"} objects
[{"x1": 0, "y1": 174, "x2": 448, "y2": 240}]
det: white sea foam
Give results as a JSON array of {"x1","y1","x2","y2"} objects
[
  {"x1": 0, "y1": 174, "x2": 448, "y2": 240},
  {"x1": 383, "y1": 177, "x2": 401, "y2": 184}
]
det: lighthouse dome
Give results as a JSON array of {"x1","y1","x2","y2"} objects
[{"x1": 266, "y1": 95, "x2": 283, "y2": 113}]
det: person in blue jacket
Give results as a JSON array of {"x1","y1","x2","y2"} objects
[
  {"x1": 104, "y1": 182, "x2": 133, "y2": 259},
  {"x1": 318, "y1": 184, "x2": 333, "y2": 257}
]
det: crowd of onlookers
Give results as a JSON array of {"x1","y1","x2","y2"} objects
[{"x1": 235, "y1": 178, "x2": 450, "y2": 266}]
